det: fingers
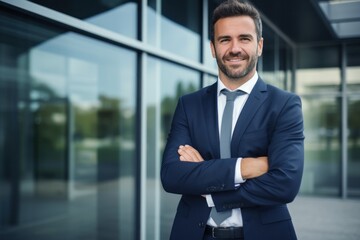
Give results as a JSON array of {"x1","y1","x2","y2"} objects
[{"x1": 178, "y1": 145, "x2": 204, "y2": 162}]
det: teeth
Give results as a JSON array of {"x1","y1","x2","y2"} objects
[{"x1": 228, "y1": 59, "x2": 242, "y2": 62}]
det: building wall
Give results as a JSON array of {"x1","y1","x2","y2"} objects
[
  {"x1": 297, "y1": 43, "x2": 360, "y2": 198},
  {"x1": 0, "y1": 0, "x2": 359, "y2": 240}
]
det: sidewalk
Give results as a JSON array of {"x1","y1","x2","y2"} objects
[{"x1": 289, "y1": 195, "x2": 360, "y2": 240}]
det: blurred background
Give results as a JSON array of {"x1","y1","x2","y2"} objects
[{"x1": 0, "y1": 0, "x2": 359, "y2": 239}]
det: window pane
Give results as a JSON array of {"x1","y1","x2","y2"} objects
[
  {"x1": 206, "y1": 1, "x2": 219, "y2": 68},
  {"x1": 261, "y1": 25, "x2": 278, "y2": 87},
  {"x1": 147, "y1": 0, "x2": 201, "y2": 61},
  {"x1": 0, "y1": 8, "x2": 137, "y2": 240},
  {"x1": 297, "y1": 46, "x2": 341, "y2": 94},
  {"x1": 29, "y1": 0, "x2": 138, "y2": 39},
  {"x1": 347, "y1": 44, "x2": 360, "y2": 93},
  {"x1": 347, "y1": 43, "x2": 360, "y2": 198},
  {"x1": 144, "y1": 56, "x2": 201, "y2": 240},
  {"x1": 279, "y1": 38, "x2": 293, "y2": 91},
  {"x1": 301, "y1": 96, "x2": 341, "y2": 197},
  {"x1": 160, "y1": 62, "x2": 200, "y2": 239},
  {"x1": 348, "y1": 97, "x2": 360, "y2": 198}
]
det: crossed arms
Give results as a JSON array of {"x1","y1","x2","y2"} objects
[
  {"x1": 161, "y1": 92, "x2": 304, "y2": 208},
  {"x1": 178, "y1": 144, "x2": 268, "y2": 180}
]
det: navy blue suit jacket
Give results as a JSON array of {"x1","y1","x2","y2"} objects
[{"x1": 161, "y1": 78, "x2": 304, "y2": 240}]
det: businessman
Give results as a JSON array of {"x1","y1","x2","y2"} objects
[{"x1": 161, "y1": 0, "x2": 304, "y2": 239}]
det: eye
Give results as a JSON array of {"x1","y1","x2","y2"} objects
[
  {"x1": 219, "y1": 38, "x2": 230, "y2": 43},
  {"x1": 240, "y1": 36, "x2": 252, "y2": 42}
]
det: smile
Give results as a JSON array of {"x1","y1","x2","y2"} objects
[
  {"x1": 228, "y1": 58, "x2": 242, "y2": 62},
  {"x1": 226, "y1": 57, "x2": 245, "y2": 63}
]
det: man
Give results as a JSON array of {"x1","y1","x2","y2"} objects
[{"x1": 161, "y1": 0, "x2": 304, "y2": 239}]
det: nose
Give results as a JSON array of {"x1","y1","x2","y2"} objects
[{"x1": 229, "y1": 40, "x2": 242, "y2": 54}]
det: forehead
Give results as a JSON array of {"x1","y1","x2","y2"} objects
[{"x1": 214, "y1": 16, "x2": 256, "y2": 37}]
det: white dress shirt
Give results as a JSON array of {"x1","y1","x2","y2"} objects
[{"x1": 205, "y1": 72, "x2": 259, "y2": 227}]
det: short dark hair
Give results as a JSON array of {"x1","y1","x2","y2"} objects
[{"x1": 211, "y1": 0, "x2": 262, "y2": 42}]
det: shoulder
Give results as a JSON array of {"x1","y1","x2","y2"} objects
[{"x1": 259, "y1": 79, "x2": 300, "y2": 103}]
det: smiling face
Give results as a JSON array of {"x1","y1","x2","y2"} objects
[{"x1": 211, "y1": 16, "x2": 263, "y2": 89}]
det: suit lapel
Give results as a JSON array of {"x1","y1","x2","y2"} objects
[
  {"x1": 231, "y1": 78, "x2": 268, "y2": 154},
  {"x1": 202, "y1": 82, "x2": 221, "y2": 159}
]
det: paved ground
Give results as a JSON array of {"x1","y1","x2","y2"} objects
[
  {"x1": 289, "y1": 195, "x2": 360, "y2": 240},
  {"x1": 1, "y1": 193, "x2": 359, "y2": 240}
]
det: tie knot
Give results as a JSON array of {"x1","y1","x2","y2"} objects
[{"x1": 221, "y1": 89, "x2": 244, "y2": 101}]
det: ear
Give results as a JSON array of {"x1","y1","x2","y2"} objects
[
  {"x1": 257, "y1": 37, "x2": 264, "y2": 57},
  {"x1": 210, "y1": 41, "x2": 216, "y2": 58}
]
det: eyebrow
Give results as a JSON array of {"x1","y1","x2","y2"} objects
[
  {"x1": 216, "y1": 33, "x2": 254, "y2": 41},
  {"x1": 239, "y1": 34, "x2": 254, "y2": 39}
]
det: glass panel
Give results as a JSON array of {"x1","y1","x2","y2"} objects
[
  {"x1": 261, "y1": 25, "x2": 278, "y2": 87},
  {"x1": 347, "y1": 42, "x2": 360, "y2": 198},
  {"x1": 147, "y1": 0, "x2": 201, "y2": 61},
  {"x1": 160, "y1": 62, "x2": 200, "y2": 240},
  {"x1": 206, "y1": 0, "x2": 220, "y2": 68},
  {"x1": 279, "y1": 38, "x2": 293, "y2": 91},
  {"x1": 0, "y1": 7, "x2": 137, "y2": 240},
  {"x1": 348, "y1": 96, "x2": 360, "y2": 198},
  {"x1": 347, "y1": 43, "x2": 360, "y2": 93},
  {"x1": 204, "y1": 38, "x2": 218, "y2": 69},
  {"x1": 203, "y1": 74, "x2": 217, "y2": 88},
  {"x1": 300, "y1": 96, "x2": 341, "y2": 197},
  {"x1": 144, "y1": 56, "x2": 201, "y2": 240},
  {"x1": 297, "y1": 45, "x2": 341, "y2": 94},
  {"x1": 29, "y1": 0, "x2": 138, "y2": 39},
  {"x1": 147, "y1": 0, "x2": 158, "y2": 46}
]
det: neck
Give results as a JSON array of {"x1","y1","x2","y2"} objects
[{"x1": 219, "y1": 70, "x2": 256, "y2": 90}]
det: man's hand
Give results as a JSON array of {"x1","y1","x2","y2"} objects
[
  {"x1": 241, "y1": 157, "x2": 268, "y2": 179},
  {"x1": 178, "y1": 145, "x2": 204, "y2": 162}
]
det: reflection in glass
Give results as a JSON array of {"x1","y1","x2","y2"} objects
[
  {"x1": 0, "y1": 9, "x2": 137, "y2": 240},
  {"x1": 261, "y1": 25, "x2": 277, "y2": 87},
  {"x1": 145, "y1": 56, "x2": 201, "y2": 240},
  {"x1": 301, "y1": 96, "x2": 341, "y2": 196},
  {"x1": 147, "y1": 0, "x2": 201, "y2": 61},
  {"x1": 29, "y1": 0, "x2": 138, "y2": 39},
  {"x1": 203, "y1": 74, "x2": 217, "y2": 88},
  {"x1": 206, "y1": 0, "x2": 219, "y2": 68},
  {"x1": 347, "y1": 44, "x2": 360, "y2": 93},
  {"x1": 348, "y1": 97, "x2": 360, "y2": 199},
  {"x1": 347, "y1": 44, "x2": 360, "y2": 198},
  {"x1": 297, "y1": 45, "x2": 341, "y2": 94},
  {"x1": 349, "y1": 96, "x2": 360, "y2": 197},
  {"x1": 204, "y1": 38, "x2": 218, "y2": 69},
  {"x1": 279, "y1": 38, "x2": 293, "y2": 91}
]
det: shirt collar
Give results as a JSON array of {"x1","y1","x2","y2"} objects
[{"x1": 217, "y1": 71, "x2": 258, "y2": 96}]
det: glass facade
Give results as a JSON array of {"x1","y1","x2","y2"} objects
[
  {"x1": 347, "y1": 43, "x2": 360, "y2": 198},
  {"x1": 0, "y1": 0, "x2": 359, "y2": 240},
  {"x1": 147, "y1": 0, "x2": 202, "y2": 61},
  {"x1": 297, "y1": 45, "x2": 341, "y2": 94},
  {"x1": 297, "y1": 42, "x2": 360, "y2": 198},
  {"x1": 297, "y1": 45, "x2": 342, "y2": 197},
  {"x1": 29, "y1": 0, "x2": 139, "y2": 39},
  {"x1": 144, "y1": 57, "x2": 201, "y2": 239},
  {"x1": 0, "y1": 4, "x2": 137, "y2": 240},
  {"x1": 300, "y1": 96, "x2": 342, "y2": 196}
]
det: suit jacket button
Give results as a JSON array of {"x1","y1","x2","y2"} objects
[{"x1": 198, "y1": 222, "x2": 205, "y2": 228}]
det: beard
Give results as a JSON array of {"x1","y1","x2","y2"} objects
[{"x1": 215, "y1": 49, "x2": 258, "y2": 80}]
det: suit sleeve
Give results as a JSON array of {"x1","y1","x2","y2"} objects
[
  {"x1": 212, "y1": 94, "x2": 304, "y2": 210},
  {"x1": 161, "y1": 96, "x2": 238, "y2": 196}
]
